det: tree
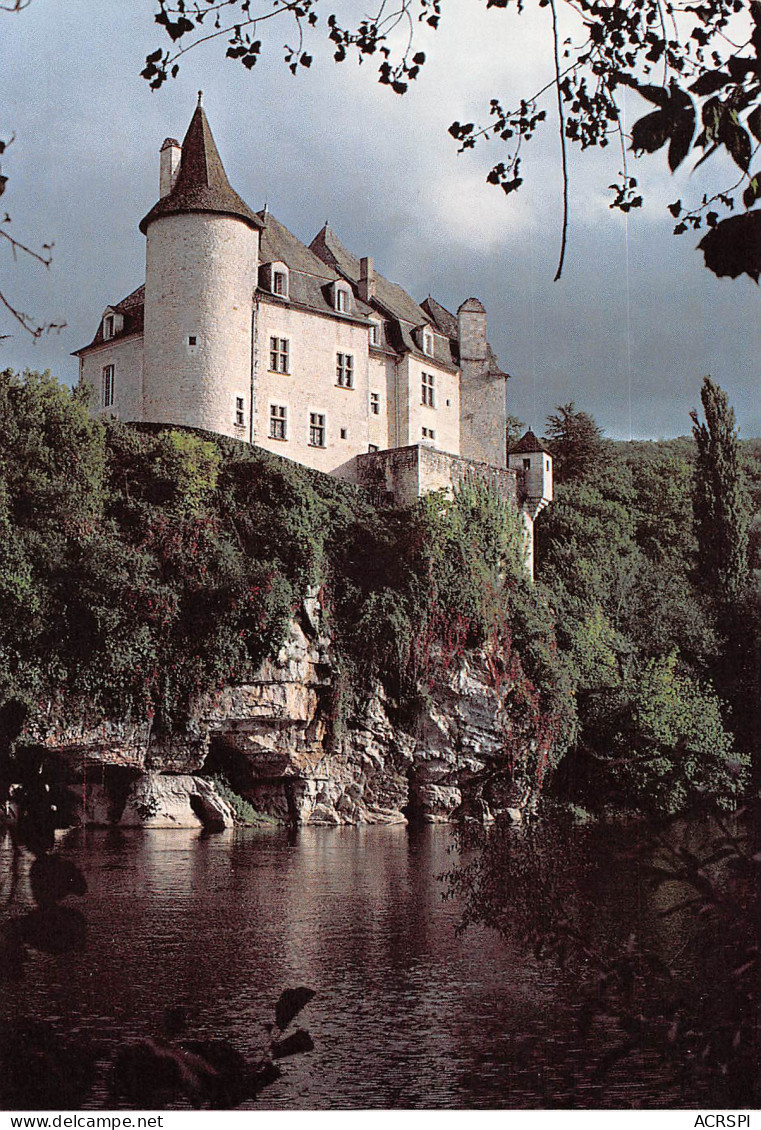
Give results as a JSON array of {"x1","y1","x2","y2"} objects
[
  {"x1": 544, "y1": 401, "x2": 608, "y2": 483},
  {"x1": 609, "y1": 651, "x2": 748, "y2": 815},
  {"x1": 690, "y1": 376, "x2": 750, "y2": 608},
  {"x1": 505, "y1": 413, "x2": 525, "y2": 455},
  {"x1": 145, "y1": 0, "x2": 761, "y2": 280}
]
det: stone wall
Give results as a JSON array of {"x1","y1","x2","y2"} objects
[
  {"x1": 79, "y1": 333, "x2": 144, "y2": 423},
  {"x1": 354, "y1": 443, "x2": 519, "y2": 508}
]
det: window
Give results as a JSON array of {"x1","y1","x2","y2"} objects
[
  {"x1": 103, "y1": 315, "x2": 114, "y2": 340},
  {"x1": 523, "y1": 458, "x2": 531, "y2": 470},
  {"x1": 235, "y1": 397, "x2": 245, "y2": 427},
  {"x1": 336, "y1": 353, "x2": 354, "y2": 388},
  {"x1": 335, "y1": 287, "x2": 350, "y2": 313},
  {"x1": 270, "y1": 337, "x2": 290, "y2": 373},
  {"x1": 423, "y1": 329, "x2": 434, "y2": 356},
  {"x1": 272, "y1": 270, "x2": 288, "y2": 297},
  {"x1": 370, "y1": 392, "x2": 380, "y2": 416},
  {"x1": 369, "y1": 321, "x2": 381, "y2": 347},
  {"x1": 340, "y1": 427, "x2": 347, "y2": 440},
  {"x1": 421, "y1": 371, "x2": 436, "y2": 408},
  {"x1": 422, "y1": 426, "x2": 435, "y2": 440},
  {"x1": 546, "y1": 459, "x2": 551, "y2": 471},
  {"x1": 269, "y1": 404, "x2": 287, "y2": 440},
  {"x1": 188, "y1": 335, "x2": 197, "y2": 346},
  {"x1": 368, "y1": 444, "x2": 379, "y2": 453},
  {"x1": 102, "y1": 365, "x2": 114, "y2": 408},
  {"x1": 309, "y1": 412, "x2": 326, "y2": 448}
]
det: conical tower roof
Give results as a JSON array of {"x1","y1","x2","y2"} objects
[
  {"x1": 510, "y1": 428, "x2": 549, "y2": 455},
  {"x1": 139, "y1": 98, "x2": 261, "y2": 234}
]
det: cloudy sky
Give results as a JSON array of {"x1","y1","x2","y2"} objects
[{"x1": 3, "y1": 0, "x2": 759, "y2": 439}]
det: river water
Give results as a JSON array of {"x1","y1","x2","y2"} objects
[{"x1": 0, "y1": 819, "x2": 753, "y2": 1109}]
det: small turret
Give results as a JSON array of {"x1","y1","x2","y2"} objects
[
  {"x1": 457, "y1": 296, "x2": 487, "y2": 363},
  {"x1": 509, "y1": 428, "x2": 553, "y2": 514},
  {"x1": 508, "y1": 429, "x2": 554, "y2": 579}
]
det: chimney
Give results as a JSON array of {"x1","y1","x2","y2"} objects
[
  {"x1": 159, "y1": 137, "x2": 182, "y2": 198},
  {"x1": 457, "y1": 297, "x2": 487, "y2": 364},
  {"x1": 358, "y1": 256, "x2": 376, "y2": 302}
]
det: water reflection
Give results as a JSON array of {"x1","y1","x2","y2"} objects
[{"x1": 0, "y1": 820, "x2": 750, "y2": 1108}]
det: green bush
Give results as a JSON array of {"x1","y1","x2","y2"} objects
[{"x1": 609, "y1": 653, "x2": 749, "y2": 814}]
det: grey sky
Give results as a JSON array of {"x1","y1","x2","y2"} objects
[{"x1": 3, "y1": 0, "x2": 759, "y2": 440}]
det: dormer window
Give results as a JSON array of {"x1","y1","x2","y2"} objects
[
  {"x1": 261, "y1": 261, "x2": 289, "y2": 298},
  {"x1": 333, "y1": 283, "x2": 351, "y2": 314},
  {"x1": 101, "y1": 311, "x2": 123, "y2": 340},
  {"x1": 369, "y1": 320, "x2": 381, "y2": 347},
  {"x1": 422, "y1": 329, "x2": 434, "y2": 356}
]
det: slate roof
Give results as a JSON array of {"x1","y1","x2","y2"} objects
[
  {"x1": 257, "y1": 210, "x2": 374, "y2": 324},
  {"x1": 421, "y1": 294, "x2": 458, "y2": 338},
  {"x1": 310, "y1": 225, "x2": 431, "y2": 329},
  {"x1": 310, "y1": 226, "x2": 461, "y2": 372},
  {"x1": 510, "y1": 428, "x2": 548, "y2": 455},
  {"x1": 139, "y1": 101, "x2": 261, "y2": 235},
  {"x1": 73, "y1": 284, "x2": 145, "y2": 355}
]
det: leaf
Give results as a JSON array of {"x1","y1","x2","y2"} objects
[
  {"x1": 689, "y1": 70, "x2": 731, "y2": 96},
  {"x1": 748, "y1": 105, "x2": 761, "y2": 143},
  {"x1": 630, "y1": 109, "x2": 669, "y2": 154},
  {"x1": 698, "y1": 210, "x2": 761, "y2": 281},
  {"x1": 701, "y1": 97, "x2": 723, "y2": 142},
  {"x1": 743, "y1": 176, "x2": 760, "y2": 209},
  {"x1": 634, "y1": 83, "x2": 670, "y2": 107},
  {"x1": 668, "y1": 105, "x2": 696, "y2": 171},
  {"x1": 727, "y1": 56, "x2": 755, "y2": 82},
  {"x1": 720, "y1": 117, "x2": 752, "y2": 171},
  {"x1": 30, "y1": 855, "x2": 87, "y2": 906},
  {"x1": 275, "y1": 986, "x2": 315, "y2": 1031},
  {"x1": 271, "y1": 1028, "x2": 314, "y2": 1059}
]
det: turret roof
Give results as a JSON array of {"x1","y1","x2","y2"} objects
[
  {"x1": 139, "y1": 101, "x2": 261, "y2": 235},
  {"x1": 511, "y1": 428, "x2": 549, "y2": 455}
]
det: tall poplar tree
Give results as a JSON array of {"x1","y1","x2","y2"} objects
[{"x1": 690, "y1": 377, "x2": 750, "y2": 609}]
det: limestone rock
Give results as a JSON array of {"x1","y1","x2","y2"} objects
[
  {"x1": 26, "y1": 607, "x2": 537, "y2": 828},
  {"x1": 120, "y1": 774, "x2": 235, "y2": 829}
]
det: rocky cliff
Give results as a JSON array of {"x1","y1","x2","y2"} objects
[{"x1": 19, "y1": 591, "x2": 529, "y2": 830}]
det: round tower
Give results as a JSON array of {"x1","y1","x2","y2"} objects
[{"x1": 140, "y1": 95, "x2": 261, "y2": 441}]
